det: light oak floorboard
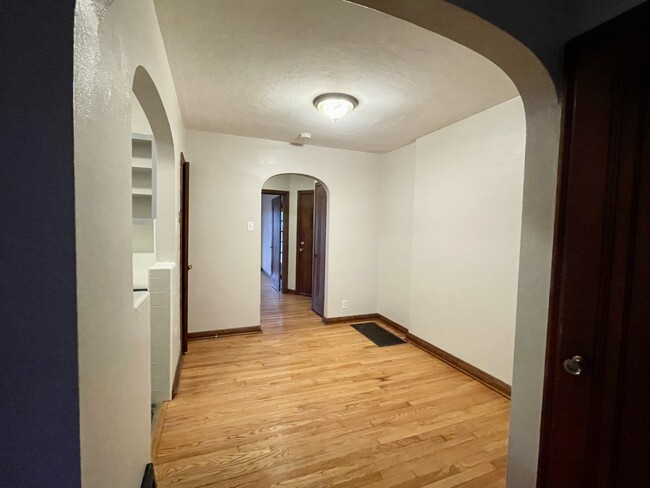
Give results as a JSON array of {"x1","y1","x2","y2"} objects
[
  {"x1": 154, "y1": 276, "x2": 509, "y2": 487},
  {"x1": 260, "y1": 273, "x2": 324, "y2": 334}
]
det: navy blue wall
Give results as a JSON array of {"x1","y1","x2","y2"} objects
[
  {"x1": 445, "y1": 0, "x2": 647, "y2": 81},
  {"x1": 0, "y1": 2, "x2": 81, "y2": 487}
]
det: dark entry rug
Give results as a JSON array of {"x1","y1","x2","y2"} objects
[{"x1": 351, "y1": 322, "x2": 406, "y2": 347}]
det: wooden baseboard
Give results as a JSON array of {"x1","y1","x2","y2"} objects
[
  {"x1": 363, "y1": 313, "x2": 511, "y2": 399},
  {"x1": 187, "y1": 325, "x2": 262, "y2": 340},
  {"x1": 322, "y1": 313, "x2": 378, "y2": 324},
  {"x1": 376, "y1": 313, "x2": 409, "y2": 335},
  {"x1": 286, "y1": 288, "x2": 296, "y2": 294},
  {"x1": 172, "y1": 354, "x2": 183, "y2": 398},
  {"x1": 322, "y1": 312, "x2": 407, "y2": 335},
  {"x1": 406, "y1": 332, "x2": 511, "y2": 399}
]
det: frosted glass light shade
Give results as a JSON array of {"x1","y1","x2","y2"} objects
[{"x1": 313, "y1": 93, "x2": 358, "y2": 121}]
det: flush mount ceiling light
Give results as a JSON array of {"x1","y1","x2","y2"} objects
[{"x1": 313, "y1": 93, "x2": 358, "y2": 121}]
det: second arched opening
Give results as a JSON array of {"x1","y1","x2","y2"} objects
[{"x1": 261, "y1": 173, "x2": 329, "y2": 329}]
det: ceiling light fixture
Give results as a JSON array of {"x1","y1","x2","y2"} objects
[{"x1": 313, "y1": 93, "x2": 358, "y2": 121}]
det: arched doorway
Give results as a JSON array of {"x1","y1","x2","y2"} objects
[
  {"x1": 350, "y1": 3, "x2": 560, "y2": 484},
  {"x1": 260, "y1": 173, "x2": 329, "y2": 331},
  {"x1": 130, "y1": 65, "x2": 180, "y2": 444}
]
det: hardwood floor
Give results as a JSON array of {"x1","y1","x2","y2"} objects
[
  {"x1": 154, "y1": 278, "x2": 510, "y2": 487},
  {"x1": 260, "y1": 273, "x2": 324, "y2": 334}
]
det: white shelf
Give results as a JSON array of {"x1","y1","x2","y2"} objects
[
  {"x1": 132, "y1": 132, "x2": 156, "y2": 221},
  {"x1": 132, "y1": 159, "x2": 152, "y2": 170},
  {"x1": 133, "y1": 218, "x2": 153, "y2": 226}
]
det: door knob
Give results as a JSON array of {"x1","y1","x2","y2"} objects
[
  {"x1": 563, "y1": 355, "x2": 584, "y2": 376},
  {"x1": 299, "y1": 248, "x2": 303, "y2": 252},
  {"x1": 188, "y1": 264, "x2": 193, "y2": 270}
]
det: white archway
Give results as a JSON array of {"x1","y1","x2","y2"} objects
[
  {"x1": 352, "y1": 2, "x2": 559, "y2": 485},
  {"x1": 260, "y1": 172, "x2": 331, "y2": 316},
  {"x1": 132, "y1": 65, "x2": 177, "y2": 263},
  {"x1": 131, "y1": 65, "x2": 181, "y2": 408}
]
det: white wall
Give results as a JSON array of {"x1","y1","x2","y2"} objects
[
  {"x1": 376, "y1": 143, "x2": 416, "y2": 327},
  {"x1": 149, "y1": 263, "x2": 177, "y2": 403},
  {"x1": 260, "y1": 194, "x2": 274, "y2": 275},
  {"x1": 186, "y1": 131, "x2": 380, "y2": 332},
  {"x1": 74, "y1": 0, "x2": 185, "y2": 486},
  {"x1": 411, "y1": 98, "x2": 524, "y2": 384},
  {"x1": 132, "y1": 291, "x2": 151, "y2": 422},
  {"x1": 377, "y1": 98, "x2": 525, "y2": 385},
  {"x1": 132, "y1": 224, "x2": 154, "y2": 254},
  {"x1": 263, "y1": 174, "x2": 316, "y2": 290},
  {"x1": 131, "y1": 95, "x2": 152, "y2": 134},
  {"x1": 188, "y1": 99, "x2": 524, "y2": 389}
]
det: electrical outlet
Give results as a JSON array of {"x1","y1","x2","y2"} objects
[{"x1": 341, "y1": 299, "x2": 348, "y2": 309}]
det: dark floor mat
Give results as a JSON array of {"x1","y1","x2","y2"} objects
[{"x1": 351, "y1": 322, "x2": 406, "y2": 347}]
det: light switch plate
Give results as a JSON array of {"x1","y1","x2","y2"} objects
[{"x1": 247, "y1": 221, "x2": 254, "y2": 232}]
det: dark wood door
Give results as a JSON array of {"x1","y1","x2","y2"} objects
[
  {"x1": 311, "y1": 183, "x2": 327, "y2": 316},
  {"x1": 180, "y1": 155, "x2": 190, "y2": 354},
  {"x1": 270, "y1": 196, "x2": 282, "y2": 292},
  {"x1": 539, "y1": 4, "x2": 650, "y2": 487},
  {"x1": 296, "y1": 190, "x2": 314, "y2": 296}
]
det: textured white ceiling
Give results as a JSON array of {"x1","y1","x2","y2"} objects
[{"x1": 154, "y1": 0, "x2": 519, "y2": 153}]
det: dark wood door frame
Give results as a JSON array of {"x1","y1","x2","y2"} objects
[
  {"x1": 180, "y1": 154, "x2": 190, "y2": 355},
  {"x1": 270, "y1": 196, "x2": 283, "y2": 292},
  {"x1": 538, "y1": 3, "x2": 649, "y2": 486},
  {"x1": 311, "y1": 182, "x2": 327, "y2": 316},
  {"x1": 295, "y1": 190, "x2": 314, "y2": 296},
  {"x1": 261, "y1": 189, "x2": 289, "y2": 293}
]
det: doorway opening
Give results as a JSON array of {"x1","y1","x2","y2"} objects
[
  {"x1": 260, "y1": 174, "x2": 328, "y2": 331},
  {"x1": 261, "y1": 189, "x2": 289, "y2": 293},
  {"x1": 346, "y1": 3, "x2": 559, "y2": 484}
]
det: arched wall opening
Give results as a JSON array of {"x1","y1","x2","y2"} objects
[
  {"x1": 184, "y1": 131, "x2": 379, "y2": 336},
  {"x1": 260, "y1": 173, "x2": 331, "y2": 321},
  {"x1": 130, "y1": 65, "x2": 181, "y2": 420},
  {"x1": 353, "y1": 2, "x2": 560, "y2": 486},
  {"x1": 132, "y1": 65, "x2": 177, "y2": 263}
]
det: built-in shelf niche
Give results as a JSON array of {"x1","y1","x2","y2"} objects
[
  {"x1": 132, "y1": 132, "x2": 156, "y2": 283},
  {"x1": 132, "y1": 133, "x2": 156, "y2": 224}
]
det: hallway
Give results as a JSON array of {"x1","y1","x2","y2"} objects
[
  {"x1": 153, "y1": 283, "x2": 510, "y2": 487},
  {"x1": 260, "y1": 272, "x2": 323, "y2": 334}
]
